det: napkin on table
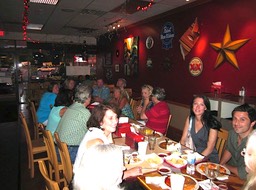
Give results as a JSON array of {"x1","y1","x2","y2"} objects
[
  {"x1": 119, "y1": 117, "x2": 129, "y2": 124},
  {"x1": 145, "y1": 176, "x2": 171, "y2": 189},
  {"x1": 198, "y1": 179, "x2": 219, "y2": 190},
  {"x1": 216, "y1": 175, "x2": 229, "y2": 180},
  {"x1": 115, "y1": 145, "x2": 130, "y2": 151},
  {"x1": 91, "y1": 102, "x2": 100, "y2": 105}
]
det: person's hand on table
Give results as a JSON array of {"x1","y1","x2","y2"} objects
[{"x1": 123, "y1": 166, "x2": 143, "y2": 179}]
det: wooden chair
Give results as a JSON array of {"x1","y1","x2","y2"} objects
[
  {"x1": 54, "y1": 132, "x2": 73, "y2": 187},
  {"x1": 19, "y1": 112, "x2": 48, "y2": 178},
  {"x1": 28, "y1": 99, "x2": 43, "y2": 139},
  {"x1": 129, "y1": 98, "x2": 141, "y2": 120},
  {"x1": 41, "y1": 128, "x2": 65, "y2": 186},
  {"x1": 164, "y1": 114, "x2": 172, "y2": 136},
  {"x1": 38, "y1": 160, "x2": 60, "y2": 190},
  {"x1": 216, "y1": 128, "x2": 229, "y2": 159}
]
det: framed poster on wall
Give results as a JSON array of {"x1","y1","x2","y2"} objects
[
  {"x1": 104, "y1": 53, "x2": 112, "y2": 67},
  {"x1": 115, "y1": 64, "x2": 120, "y2": 72},
  {"x1": 124, "y1": 36, "x2": 139, "y2": 77}
]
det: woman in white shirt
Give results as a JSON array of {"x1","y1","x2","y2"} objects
[{"x1": 73, "y1": 104, "x2": 142, "y2": 183}]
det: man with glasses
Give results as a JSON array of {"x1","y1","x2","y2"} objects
[{"x1": 220, "y1": 103, "x2": 256, "y2": 179}]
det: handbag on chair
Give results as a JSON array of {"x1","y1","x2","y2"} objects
[{"x1": 185, "y1": 117, "x2": 195, "y2": 151}]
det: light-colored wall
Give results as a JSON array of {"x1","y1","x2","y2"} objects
[
  {"x1": 167, "y1": 101, "x2": 190, "y2": 131},
  {"x1": 167, "y1": 100, "x2": 233, "y2": 131}
]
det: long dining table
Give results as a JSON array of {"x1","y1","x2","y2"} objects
[{"x1": 113, "y1": 119, "x2": 245, "y2": 190}]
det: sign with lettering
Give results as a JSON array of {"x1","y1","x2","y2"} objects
[
  {"x1": 189, "y1": 57, "x2": 203, "y2": 76},
  {"x1": 160, "y1": 22, "x2": 175, "y2": 50}
]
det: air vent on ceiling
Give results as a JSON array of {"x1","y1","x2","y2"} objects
[
  {"x1": 80, "y1": 9, "x2": 106, "y2": 16},
  {"x1": 65, "y1": 26, "x2": 98, "y2": 34}
]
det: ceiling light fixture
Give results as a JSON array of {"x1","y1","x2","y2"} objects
[
  {"x1": 27, "y1": 24, "x2": 43, "y2": 30},
  {"x1": 106, "y1": 19, "x2": 122, "y2": 32},
  {"x1": 30, "y1": 0, "x2": 59, "y2": 5}
]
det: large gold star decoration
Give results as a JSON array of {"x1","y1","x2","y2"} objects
[{"x1": 210, "y1": 25, "x2": 250, "y2": 69}]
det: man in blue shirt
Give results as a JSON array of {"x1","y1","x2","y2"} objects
[{"x1": 92, "y1": 78, "x2": 110, "y2": 103}]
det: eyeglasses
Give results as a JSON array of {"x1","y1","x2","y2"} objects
[{"x1": 241, "y1": 148, "x2": 246, "y2": 156}]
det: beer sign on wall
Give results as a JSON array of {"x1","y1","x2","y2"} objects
[
  {"x1": 160, "y1": 22, "x2": 175, "y2": 50},
  {"x1": 189, "y1": 57, "x2": 203, "y2": 76}
]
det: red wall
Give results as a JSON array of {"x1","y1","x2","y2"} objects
[{"x1": 108, "y1": 0, "x2": 256, "y2": 104}]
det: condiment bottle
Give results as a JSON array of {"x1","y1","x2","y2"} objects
[
  {"x1": 186, "y1": 152, "x2": 196, "y2": 175},
  {"x1": 239, "y1": 86, "x2": 245, "y2": 97}
]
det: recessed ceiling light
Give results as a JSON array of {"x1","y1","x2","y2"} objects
[
  {"x1": 27, "y1": 24, "x2": 43, "y2": 30},
  {"x1": 30, "y1": 0, "x2": 59, "y2": 5}
]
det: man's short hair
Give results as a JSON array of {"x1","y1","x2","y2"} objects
[{"x1": 232, "y1": 103, "x2": 256, "y2": 123}]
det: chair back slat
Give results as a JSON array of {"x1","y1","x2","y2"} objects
[
  {"x1": 38, "y1": 160, "x2": 60, "y2": 190},
  {"x1": 164, "y1": 114, "x2": 172, "y2": 136},
  {"x1": 28, "y1": 99, "x2": 41, "y2": 139},
  {"x1": 41, "y1": 128, "x2": 62, "y2": 184},
  {"x1": 130, "y1": 98, "x2": 141, "y2": 120},
  {"x1": 20, "y1": 112, "x2": 33, "y2": 157},
  {"x1": 54, "y1": 132, "x2": 73, "y2": 185},
  {"x1": 216, "y1": 129, "x2": 229, "y2": 159},
  {"x1": 19, "y1": 112, "x2": 48, "y2": 178}
]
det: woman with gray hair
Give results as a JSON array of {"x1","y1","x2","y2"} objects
[
  {"x1": 140, "y1": 87, "x2": 170, "y2": 134},
  {"x1": 73, "y1": 144, "x2": 124, "y2": 190}
]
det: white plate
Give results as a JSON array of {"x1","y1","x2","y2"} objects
[
  {"x1": 196, "y1": 162, "x2": 231, "y2": 177},
  {"x1": 128, "y1": 154, "x2": 144, "y2": 165},
  {"x1": 144, "y1": 153, "x2": 163, "y2": 167},
  {"x1": 180, "y1": 152, "x2": 204, "y2": 163},
  {"x1": 165, "y1": 155, "x2": 187, "y2": 168},
  {"x1": 158, "y1": 140, "x2": 177, "y2": 150},
  {"x1": 165, "y1": 174, "x2": 199, "y2": 190}
]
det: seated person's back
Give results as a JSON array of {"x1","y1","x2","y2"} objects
[
  {"x1": 36, "y1": 82, "x2": 59, "y2": 125},
  {"x1": 46, "y1": 89, "x2": 73, "y2": 135},
  {"x1": 56, "y1": 84, "x2": 92, "y2": 163}
]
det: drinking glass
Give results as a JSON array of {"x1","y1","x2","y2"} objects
[
  {"x1": 123, "y1": 150, "x2": 132, "y2": 165},
  {"x1": 205, "y1": 163, "x2": 219, "y2": 189},
  {"x1": 148, "y1": 135, "x2": 157, "y2": 150}
]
